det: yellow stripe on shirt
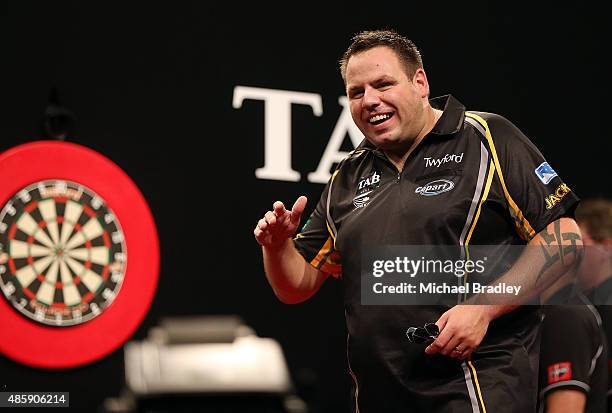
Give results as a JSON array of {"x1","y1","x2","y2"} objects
[{"x1": 465, "y1": 112, "x2": 536, "y2": 241}]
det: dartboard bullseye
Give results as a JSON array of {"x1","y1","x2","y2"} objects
[{"x1": 0, "y1": 180, "x2": 127, "y2": 326}]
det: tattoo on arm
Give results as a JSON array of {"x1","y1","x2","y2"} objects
[{"x1": 536, "y1": 222, "x2": 582, "y2": 284}]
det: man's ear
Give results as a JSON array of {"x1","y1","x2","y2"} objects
[{"x1": 413, "y1": 68, "x2": 430, "y2": 98}]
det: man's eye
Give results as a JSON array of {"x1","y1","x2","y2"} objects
[{"x1": 350, "y1": 91, "x2": 363, "y2": 99}]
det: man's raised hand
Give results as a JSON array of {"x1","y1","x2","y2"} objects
[{"x1": 254, "y1": 196, "x2": 308, "y2": 249}]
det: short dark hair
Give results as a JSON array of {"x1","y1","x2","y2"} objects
[
  {"x1": 339, "y1": 29, "x2": 423, "y2": 83},
  {"x1": 576, "y1": 198, "x2": 612, "y2": 241}
]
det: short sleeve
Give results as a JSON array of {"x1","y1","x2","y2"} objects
[
  {"x1": 479, "y1": 113, "x2": 579, "y2": 239},
  {"x1": 539, "y1": 307, "x2": 597, "y2": 397},
  {"x1": 293, "y1": 176, "x2": 342, "y2": 278}
]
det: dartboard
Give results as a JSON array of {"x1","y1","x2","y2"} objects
[
  {"x1": 0, "y1": 180, "x2": 126, "y2": 326},
  {"x1": 0, "y1": 141, "x2": 159, "y2": 369}
]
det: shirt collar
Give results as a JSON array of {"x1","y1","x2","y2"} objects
[{"x1": 429, "y1": 94, "x2": 465, "y2": 135}]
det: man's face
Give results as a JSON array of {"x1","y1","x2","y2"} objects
[{"x1": 345, "y1": 46, "x2": 429, "y2": 152}]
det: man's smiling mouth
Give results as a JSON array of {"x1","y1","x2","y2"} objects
[{"x1": 368, "y1": 113, "x2": 393, "y2": 125}]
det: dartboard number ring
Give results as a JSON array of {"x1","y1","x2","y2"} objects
[{"x1": 0, "y1": 180, "x2": 127, "y2": 327}]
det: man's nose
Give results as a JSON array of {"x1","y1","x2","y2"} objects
[{"x1": 363, "y1": 87, "x2": 381, "y2": 108}]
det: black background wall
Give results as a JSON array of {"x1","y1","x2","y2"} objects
[{"x1": 0, "y1": 2, "x2": 608, "y2": 411}]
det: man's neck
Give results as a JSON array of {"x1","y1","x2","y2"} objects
[{"x1": 384, "y1": 107, "x2": 443, "y2": 172}]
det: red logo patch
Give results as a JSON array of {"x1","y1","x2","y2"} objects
[{"x1": 548, "y1": 362, "x2": 572, "y2": 384}]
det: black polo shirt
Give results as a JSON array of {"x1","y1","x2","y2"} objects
[
  {"x1": 595, "y1": 303, "x2": 612, "y2": 413},
  {"x1": 591, "y1": 279, "x2": 612, "y2": 413},
  {"x1": 539, "y1": 287, "x2": 608, "y2": 413},
  {"x1": 294, "y1": 95, "x2": 580, "y2": 410}
]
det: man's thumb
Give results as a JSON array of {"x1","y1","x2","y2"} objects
[{"x1": 290, "y1": 196, "x2": 308, "y2": 225}]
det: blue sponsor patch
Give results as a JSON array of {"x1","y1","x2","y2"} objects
[{"x1": 535, "y1": 162, "x2": 558, "y2": 185}]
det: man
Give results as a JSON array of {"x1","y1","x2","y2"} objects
[
  {"x1": 577, "y1": 198, "x2": 612, "y2": 411},
  {"x1": 576, "y1": 199, "x2": 612, "y2": 304},
  {"x1": 538, "y1": 270, "x2": 608, "y2": 412},
  {"x1": 254, "y1": 30, "x2": 581, "y2": 412}
]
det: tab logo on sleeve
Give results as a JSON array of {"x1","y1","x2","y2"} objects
[
  {"x1": 535, "y1": 162, "x2": 558, "y2": 185},
  {"x1": 547, "y1": 362, "x2": 572, "y2": 384}
]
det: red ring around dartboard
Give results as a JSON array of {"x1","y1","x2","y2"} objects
[{"x1": 0, "y1": 141, "x2": 159, "y2": 369}]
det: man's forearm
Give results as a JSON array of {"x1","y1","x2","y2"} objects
[
  {"x1": 263, "y1": 239, "x2": 327, "y2": 304},
  {"x1": 471, "y1": 217, "x2": 583, "y2": 306}
]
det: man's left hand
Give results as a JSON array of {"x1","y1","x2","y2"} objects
[{"x1": 425, "y1": 305, "x2": 493, "y2": 359}]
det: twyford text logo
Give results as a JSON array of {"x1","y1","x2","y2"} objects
[{"x1": 424, "y1": 153, "x2": 464, "y2": 168}]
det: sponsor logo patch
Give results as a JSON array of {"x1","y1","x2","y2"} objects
[
  {"x1": 535, "y1": 162, "x2": 558, "y2": 185},
  {"x1": 545, "y1": 183, "x2": 572, "y2": 210},
  {"x1": 353, "y1": 191, "x2": 372, "y2": 208},
  {"x1": 415, "y1": 179, "x2": 455, "y2": 196},
  {"x1": 353, "y1": 171, "x2": 380, "y2": 209},
  {"x1": 548, "y1": 362, "x2": 572, "y2": 384},
  {"x1": 424, "y1": 153, "x2": 464, "y2": 168}
]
